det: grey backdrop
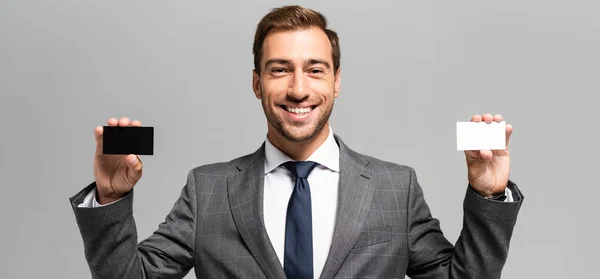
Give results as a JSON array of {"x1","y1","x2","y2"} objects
[{"x1": 1, "y1": 0, "x2": 598, "y2": 278}]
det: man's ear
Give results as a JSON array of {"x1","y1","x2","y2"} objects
[
  {"x1": 334, "y1": 68, "x2": 341, "y2": 98},
  {"x1": 252, "y1": 69, "x2": 261, "y2": 99}
]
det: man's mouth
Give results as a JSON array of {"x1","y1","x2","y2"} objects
[{"x1": 280, "y1": 105, "x2": 316, "y2": 115}]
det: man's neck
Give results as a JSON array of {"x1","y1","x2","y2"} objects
[{"x1": 267, "y1": 124, "x2": 330, "y2": 161}]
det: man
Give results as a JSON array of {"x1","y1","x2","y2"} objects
[{"x1": 70, "y1": 5, "x2": 523, "y2": 279}]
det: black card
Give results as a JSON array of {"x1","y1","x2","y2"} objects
[{"x1": 102, "y1": 126, "x2": 154, "y2": 155}]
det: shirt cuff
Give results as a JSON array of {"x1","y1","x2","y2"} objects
[
  {"x1": 470, "y1": 183, "x2": 516, "y2": 202},
  {"x1": 504, "y1": 186, "x2": 514, "y2": 203},
  {"x1": 76, "y1": 187, "x2": 122, "y2": 208}
]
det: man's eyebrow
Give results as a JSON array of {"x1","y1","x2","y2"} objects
[
  {"x1": 264, "y1": 58, "x2": 332, "y2": 70},
  {"x1": 265, "y1": 59, "x2": 292, "y2": 68},
  {"x1": 306, "y1": 59, "x2": 331, "y2": 70}
]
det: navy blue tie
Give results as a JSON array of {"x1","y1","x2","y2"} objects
[{"x1": 282, "y1": 161, "x2": 319, "y2": 279}]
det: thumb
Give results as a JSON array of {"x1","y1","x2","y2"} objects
[
  {"x1": 126, "y1": 154, "x2": 143, "y2": 179},
  {"x1": 479, "y1": 149, "x2": 493, "y2": 161}
]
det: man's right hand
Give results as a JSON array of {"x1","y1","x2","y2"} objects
[{"x1": 93, "y1": 117, "x2": 144, "y2": 205}]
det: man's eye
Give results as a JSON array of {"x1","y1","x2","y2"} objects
[
  {"x1": 309, "y1": 69, "x2": 325, "y2": 75},
  {"x1": 271, "y1": 68, "x2": 287, "y2": 74}
]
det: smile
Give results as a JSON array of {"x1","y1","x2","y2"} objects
[{"x1": 281, "y1": 105, "x2": 315, "y2": 115}]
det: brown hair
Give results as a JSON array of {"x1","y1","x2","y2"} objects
[{"x1": 253, "y1": 5, "x2": 340, "y2": 74}]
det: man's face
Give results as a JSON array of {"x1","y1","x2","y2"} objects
[{"x1": 253, "y1": 27, "x2": 341, "y2": 143}]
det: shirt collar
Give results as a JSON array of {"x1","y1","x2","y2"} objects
[{"x1": 264, "y1": 126, "x2": 340, "y2": 174}]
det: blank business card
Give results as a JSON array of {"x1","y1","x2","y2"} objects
[
  {"x1": 103, "y1": 126, "x2": 154, "y2": 155},
  {"x1": 456, "y1": 121, "x2": 506, "y2": 150}
]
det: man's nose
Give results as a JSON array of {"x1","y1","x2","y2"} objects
[{"x1": 287, "y1": 70, "x2": 309, "y2": 101}]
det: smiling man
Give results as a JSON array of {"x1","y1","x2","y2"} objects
[{"x1": 70, "y1": 5, "x2": 523, "y2": 279}]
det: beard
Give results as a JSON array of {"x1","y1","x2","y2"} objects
[{"x1": 260, "y1": 87, "x2": 334, "y2": 143}]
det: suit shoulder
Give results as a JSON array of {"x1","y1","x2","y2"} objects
[
  {"x1": 189, "y1": 151, "x2": 257, "y2": 178},
  {"x1": 341, "y1": 141, "x2": 414, "y2": 176},
  {"x1": 350, "y1": 152, "x2": 417, "y2": 191},
  {"x1": 359, "y1": 153, "x2": 416, "y2": 176}
]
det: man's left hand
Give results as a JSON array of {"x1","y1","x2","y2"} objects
[{"x1": 465, "y1": 113, "x2": 514, "y2": 198}]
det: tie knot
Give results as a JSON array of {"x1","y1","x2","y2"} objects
[{"x1": 282, "y1": 161, "x2": 319, "y2": 179}]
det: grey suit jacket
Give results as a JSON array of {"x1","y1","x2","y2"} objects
[{"x1": 70, "y1": 134, "x2": 523, "y2": 279}]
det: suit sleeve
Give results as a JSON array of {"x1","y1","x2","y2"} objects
[
  {"x1": 405, "y1": 167, "x2": 523, "y2": 279},
  {"x1": 69, "y1": 169, "x2": 197, "y2": 279}
]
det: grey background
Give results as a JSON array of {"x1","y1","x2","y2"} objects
[{"x1": 1, "y1": 0, "x2": 598, "y2": 278}]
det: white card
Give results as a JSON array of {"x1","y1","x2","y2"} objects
[{"x1": 456, "y1": 121, "x2": 506, "y2": 150}]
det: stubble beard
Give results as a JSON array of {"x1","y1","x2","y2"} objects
[{"x1": 261, "y1": 88, "x2": 334, "y2": 143}]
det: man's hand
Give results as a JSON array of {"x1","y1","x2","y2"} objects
[
  {"x1": 465, "y1": 113, "x2": 514, "y2": 198},
  {"x1": 93, "y1": 117, "x2": 144, "y2": 204}
]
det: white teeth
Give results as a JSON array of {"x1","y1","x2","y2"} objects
[{"x1": 286, "y1": 106, "x2": 313, "y2": 114}]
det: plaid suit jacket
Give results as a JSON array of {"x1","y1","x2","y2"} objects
[{"x1": 70, "y1": 134, "x2": 523, "y2": 278}]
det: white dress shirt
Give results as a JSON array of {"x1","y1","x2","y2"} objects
[
  {"x1": 78, "y1": 126, "x2": 513, "y2": 278},
  {"x1": 263, "y1": 126, "x2": 339, "y2": 278}
]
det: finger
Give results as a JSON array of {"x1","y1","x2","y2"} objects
[
  {"x1": 126, "y1": 154, "x2": 143, "y2": 180},
  {"x1": 108, "y1": 117, "x2": 118, "y2": 126},
  {"x1": 118, "y1": 117, "x2": 130, "y2": 127},
  {"x1": 482, "y1": 113, "x2": 493, "y2": 123},
  {"x1": 131, "y1": 120, "x2": 142, "y2": 127},
  {"x1": 480, "y1": 149, "x2": 493, "y2": 160},
  {"x1": 94, "y1": 126, "x2": 103, "y2": 155},
  {"x1": 471, "y1": 114, "x2": 482, "y2": 122},
  {"x1": 494, "y1": 114, "x2": 503, "y2": 122}
]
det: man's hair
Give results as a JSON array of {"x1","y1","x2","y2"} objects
[{"x1": 253, "y1": 5, "x2": 340, "y2": 74}]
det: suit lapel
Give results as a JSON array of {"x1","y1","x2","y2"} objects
[
  {"x1": 320, "y1": 135, "x2": 375, "y2": 279},
  {"x1": 227, "y1": 144, "x2": 286, "y2": 279}
]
